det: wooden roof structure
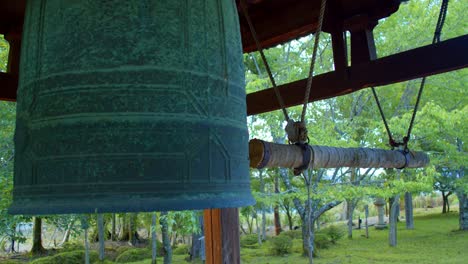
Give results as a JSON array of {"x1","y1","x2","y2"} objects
[{"x1": 0, "y1": 0, "x2": 467, "y2": 116}]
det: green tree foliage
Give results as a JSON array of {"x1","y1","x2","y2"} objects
[
  {"x1": 0, "y1": 36, "x2": 23, "y2": 249},
  {"x1": 0, "y1": 35, "x2": 8, "y2": 71},
  {"x1": 243, "y1": 0, "x2": 466, "y2": 257}
]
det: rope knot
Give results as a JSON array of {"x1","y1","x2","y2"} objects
[{"x1": 285, "y1": 120, "x2": 308, "y2": 144}]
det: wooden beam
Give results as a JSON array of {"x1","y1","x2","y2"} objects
[
  {"x1": 249, "y1": 139, "x2": 430, "y2": 169},
  {"x1": 246, "y1": 35, "x2": 468, "y2": 116},
  {"x1": 0, "y1": 72, "x2": 18, "y2": 102},
  {"x1": 0, "y1": 30, "x2": 21, "y2": 102},
  {"x1": 350, "y1": 27, "x2": 377, "y2": 64},
  {"x1": 5, "y1": 31, "x2": 22, "y2": 74},
  {"x1": 204, "y1": 208, "x2": 241, "y2": 264},
  {"x1": 331, "y1": 30, "x2": 348, "y2": 75},
  {"x1": 238, "y1": 0, "x2": 401, "y2": 53}
]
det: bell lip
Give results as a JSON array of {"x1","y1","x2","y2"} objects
[{"x1": 8, "y1": 193, "x2": 256, "y2": 215}]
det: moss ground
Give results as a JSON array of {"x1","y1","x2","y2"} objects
[
  {"x1": 312, "y1": 212, "x2": 467, "y2": 264},
  {"x1": 2, "y1": 210, "x2": 467, "y2": 263},
  {"x1": 119, "y1": 211, "x2": 468, "y2": 264}
]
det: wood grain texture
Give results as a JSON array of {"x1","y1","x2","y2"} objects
[
  {"x1": 204, "y1": 208, "x2": 241, "y2": 264},
  {"x1": 250, "y1": 139, "x2": 430, "y2": 169}
]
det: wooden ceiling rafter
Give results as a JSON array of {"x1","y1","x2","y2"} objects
[{"x1": 0, "y1": 0, "x2": 467, "y2": 114}]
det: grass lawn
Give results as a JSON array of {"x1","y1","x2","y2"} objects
[
  {"x1": 2, "y1": 211, "x2": 466, "y2": 263},
  {"x1": 129, "y1": 211, "x2": 467, "y2": 264},
  {"x1": 240, "y1": 211, "x2": 467, "y2": 264}
]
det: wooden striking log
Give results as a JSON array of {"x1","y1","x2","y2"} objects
[{"x1": 249, "y1": 139, "x2": 429, "y2": 169}]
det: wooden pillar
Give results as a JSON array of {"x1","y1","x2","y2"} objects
[
  {"x1": 4, "y1": 30, "x2": 22, "y2": 75},
  {"x1": 346, "y1": 16, "x2": 377, "y2": 65},
  {"x1": 331, "y1": 30, "x2": 348, "y2": 75},
  {"x1": 204, "y1": 208, "x2": 240, "y2": 264},
  {"x1": 1, "y1": 30, "x2": 21, "y2": 101}
]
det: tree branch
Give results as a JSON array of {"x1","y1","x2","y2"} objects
[{"x1": 313, "y1": 201, "x2": 341, "y2": 220}]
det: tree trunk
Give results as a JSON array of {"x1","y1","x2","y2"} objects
[
  {"x1": 405, "y1": 192, "x2": 414, "y2": 229},
  {"x1": 111, "y1": 213, "x2": 116, "y2": 241},
  {"x1": 261, "y1": 210, "x2": 267, "y2": 239},
  {"x1": 84, "y1": 226, "x2": 90, "y2": 264},
  {"x1": 97, "y1": 214, "x2": 105, "y2": 261},
  {"x1": 31, "y1": 217, "x2": 45, "y2": 254},
  {"x1": 274, "y1": 174, "x2": 282, "y2": 235},
  {"x1": 274, "y1": 206, "x2": 282, "y2": 235},
  {"x1": 250, "y1": 139, "x2": 429, "y2": 169},
  {"x1": 246, "y1": 216, "x2": 253, "y2": 234},
  {"x1": 160, "y1": 211, "x2": 172, "y2": 264},
  {"x1": 301, "y1": 224, "x2": 307, "y2": 256},
  {"x1": 298, "y1": 201, "x2": 316, "y2": 261},
  {"x1": 239, "y1": 223, "x2": 248, "y2": 235},
  {"x1": 442, "y1": 191, "x2": 448, "y2": 213},
  {"x1": 129, "y1": 213, "x2": 139, "y2": 246},
  {"x1": 256, "y1": 217, "x2": 262, "y2": 246},
  {"x1": 10, "y1": 236, "x2": 15, "y2": 253},
  {"x1": 389, "y1": 195, "x2": 399, "y2": 247},
  {"x1": 344, "y1": 201, "x2": 349, "y2": 220},
  {"x1": 285, "y1": 208, "x2": 294, "y2": 231},
  {"x1": 364, "y1": 205, "x2": 369, "y2": 238},
  {"x1": 151, "y1": 213, "x2": 157, "y2": 264},
  {"x1": 119, "y1": 214, "x2": 129, "y2": 241},
  {"x1": 190, "y1": 214, "x2": 203, "y2": 260},
  {"x1": 347, "y1": 200, "x2": 355, "y2": 239},
  {"x1": 458, "y1": 192, "x2": 468, "y2": 231},
  {"x1": 301, "y1": 216, "x2": 315, "y2": 262},
  {"x1": 259, "y1": 170, "x2": 267, "y2": 240},
  {"x1": 60, "y1": 220, "x2": 74, "y2": 246}
]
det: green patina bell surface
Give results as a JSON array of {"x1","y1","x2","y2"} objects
[{"x1": 10, "y1": 0, "x2": 254, "y2": 215}]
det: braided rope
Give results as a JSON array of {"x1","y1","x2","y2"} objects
[{"x1": 301, "y1": 0, "x2": 328, "y2": 123}]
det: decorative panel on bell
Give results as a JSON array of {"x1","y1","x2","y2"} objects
[{"x1": 11, "y1": 0, "x2": 254, "y2": 215}]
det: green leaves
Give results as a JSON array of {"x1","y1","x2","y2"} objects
[{"x1": 0, "y1": 35, "x2": 9, "y2": 72}]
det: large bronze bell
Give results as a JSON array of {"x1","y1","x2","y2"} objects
[{"x1": 10, "y1": 0, "x2": 254, "y2": 214}]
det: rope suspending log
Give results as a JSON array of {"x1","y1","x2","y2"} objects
[
  {"x1": 371, "y1": 0, "x2": 450, "y2": 150},
  {"x1": 249, "y1": 139, "x2": 429, "y2": 170},
  {"x1": 240, "y1": 0, "x2": 328, "y2": 148},
  {"x1": 239, "y1": 0, "x2": 290, "y2": 121}
]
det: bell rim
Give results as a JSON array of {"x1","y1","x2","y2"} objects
[{"x1": 8, "y1": 192, "x2": 256, "y2": 215}]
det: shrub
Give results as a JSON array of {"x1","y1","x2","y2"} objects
[
  {"x1": 269, "y1": 234, "x2": 293, "y2": 256},
  {"x1": 60, "y1": 241, "x2": 84, "y2": 252},
  {"x1": 291, "y1": 239, "x2": 303, "y2": 254},
  {"x1": 281, "y1": 230, "x2": 302, "y2": 240},
  {"x1": 240, "y1": 234, "x2": 260, "y2": 249},
  {"x1": 115, "y1": 248, "x2": 152, "y2": 263},
  {"x1": 173, "y1": 244, "x2": 190, "y2": 255},
  {"x1": 30, "y1": 250, "x2": 98, "y2": 264},
  {"x1": 323, "y1": 225, "x2": 345, "y2": 244},
  {"x1": 314, "y1": 233, "x2": 331, "y2": 250},
  {"x1": 115, "y1": 246, "x2": 133, "y2": 256},
  {"x1": 145, "y1": 239, "x2": 165, "y2": 256}
]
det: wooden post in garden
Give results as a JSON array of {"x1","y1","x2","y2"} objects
[
  {"x1": 389, "y1": 171, "x2": 401, "y2": 247},
  {"x1": 151, "y1": 212, "x2": 157, "y2": 264},
  {"x1": 81, "y1": 216, "x2": 90, "y2": 264},
  {"x1": 405, "y1": 192, "x2": 414, "y2": 229},
  {"x1": 204, "y1": 208, "x2": 240, "y2": 264},
  {"x1": 111, "y1": 213, "x2": 116, "y2": 241},
  {"x1": 365, "y1": 205, "x2": 369, "y2": 238}
]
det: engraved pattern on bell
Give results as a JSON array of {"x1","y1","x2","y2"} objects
[{"x1": 11, "y1": 0, "x2": 254, "y2": 214}]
